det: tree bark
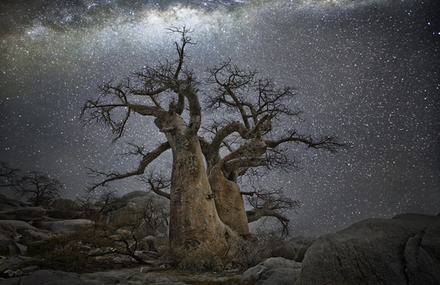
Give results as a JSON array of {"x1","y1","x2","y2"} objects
[
  {"x1": 155, "y1": 113, "x2": 233, "y2": 246},
  {"x1": 209, "y1": 162, "x2": 250, "y2": 236}
]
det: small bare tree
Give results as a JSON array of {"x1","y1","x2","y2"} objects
[
  {"x1": 136, "y1": 194, "x2": 170, "y2": 237},
  {"x1": 15, "y1": 171, "x2": 63, "y2": 206},
  {"x1": 0, "y1": 161, "x2": 21, "y2": 189}
]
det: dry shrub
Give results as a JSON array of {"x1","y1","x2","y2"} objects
[
  {"x1": 35, "y1": 249, "x2": 87, "y2": 272},
  {"x1": 235, "y1": 233, "x2": 286, "y2": 269},
  {"x1": 158, "y1": 234, "x2": 279, "y2": 272},
  {"x1": 235, "y1": 237, "x2": 264, "y2": 269},
  {"x1": 26, "y1": 222, "x2": 143, "y2": 272},
  {"x1": 159, "y1": 239, "x2": 229, "y2": 272},
  {"x1": 26, "y1": 233, "x2": 90, "y2": 272},
  {"x1": 26, "y1": 235, "x2": 70, "y2": 257}
]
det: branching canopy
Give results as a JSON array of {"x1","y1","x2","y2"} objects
[{"x1": 81, "y1": 27, "x2": 346, "y2": 233}]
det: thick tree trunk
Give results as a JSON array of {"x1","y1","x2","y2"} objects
[
  {"x1": 157, "y1": 114, "x2": 233, "y2": 246},
  {"x1": 209, "y1": 163, "x2": 249, "y2": 236}
]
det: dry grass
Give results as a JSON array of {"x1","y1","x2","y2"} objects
[
  {"x1": 159, "y1": 239, "x2": 229, "y2": 272},
  {"x1": 25, "y1": 220, "x2": 282, "y2": 275}
]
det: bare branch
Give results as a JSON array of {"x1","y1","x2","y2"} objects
[
  {"x1": 246, "y1": 208, "x2": 290, "y2": 223},
  {"x1": 81, "y1": 28, "x2": 199, "y2": 142},
  {"x1": 167, "y1": 26, "x2": 196, "y2": 80},
  {"x1": 0, "y1": 161, "x2": 21, "y2": 188},
  {"x1": 224, "y1": 157, "x2": 264, "y2": 175},
  {"x1": 87, "y1": 142, "x2": 170, "y2": 193},
  {"x1": 264, "y1": 131, "x2": 347, "y2": 153},
  {"x1": 206, "y1": 114, "x2": 270, "y2": 154},
  {"x1": 244, "y1": 186, "x2": 301, "y2": 228},
  {"x1": 81, "y1": 85, "x2": 167, "y2": 142},
  {"x1": 207, "y1": 61, "x2": 300, "y2": 139},
  {"x1": 140, "y1": 172, "x2": 171, "y2": 199}
]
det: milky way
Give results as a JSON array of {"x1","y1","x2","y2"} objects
[{"x1": 1, "y1": 0, "x2": 439, "y2": 236}]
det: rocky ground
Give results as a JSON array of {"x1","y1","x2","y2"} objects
[
  {"x1": 1, "y1": 193, "x2": 440, "y2": 285},
  {"x1": 2, "y1": 266, "x2": 243, "y2": 285}
]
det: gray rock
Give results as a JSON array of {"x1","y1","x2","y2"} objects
[
  {"x1": 241, "y1": 257, "x2": 301, "y2": 285},
  {"x1": 105, "y1": 192, "x2": 169, "y2": 237},
  {"x1": 3, "y1": 269, "x2": 22, "y2": 278},
  {"x1": 15, "y1": 243, "x2": 27, "y2": 255},
  {"x1": 0, "y1": 220, "x2": 36, "y2": 233},
  {"x1": 21, "y1": 266, "x2": 40, "y2": 274},
  {"x1": 296, "y1": 213, "x2": 440, "y2": 285},
  {"x1": 0, "y1": 207, "x2": 46, "y2": 222},
  {"x1": 0, "y1": 221, "x2": 17, "y2": 240},
  {"x1": 35, "y1": 219, "x2": 94, "y2": 234},
  {"x1": 21, "y1": 229, "x2": 53, "y2": 246},
  {"x1": 0, "y1": 255, "x2": 35, "y2": 275},
  {"x1": 47, "y1": 199, "x2": 82, "y2": 219},
  {"x1": 138, "y1": 235, "x2": 158, "y2": 252},
  {"x1": 135, "y1": 250, "x2": 160, "y2": 261},
  {"x1": 403, "y1": 219, "x2": 440, "y2": 284},
  {"x1": 0, "y1": 277, "x2": 20, "y2": 285},
  {"x1": 271, "y1": 236, "x2": 317, "y2": 262},
  {"x1": 258, "y1": 267, "x2": 301, "y2": 285},
  {"x1": 80, "y1": 266, "x2": 241, "y2": 285},
  {"x1": 0, "y1": 195, "x2": 29, "y2": 211},
  {"x1": 20, "y1": 270, "x2": 84, "y2": 285},
  {"x1": 0, "y1": 238, "x2": 20, "y2": 256},
  {"x1": 0, "y1": 220, "x2": 53, "y2": 249},
  {"x1": 88, "y1": 248, "x2": 103, "y2": 256}
]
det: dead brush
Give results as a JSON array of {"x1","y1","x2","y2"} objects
[{"x1": 159, "y1": 239, "x2": 229, "y2": 272}]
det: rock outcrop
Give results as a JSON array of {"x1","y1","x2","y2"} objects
[
  {"x1": 0, "y1": 220, "x2": 54, "y2": 256},
  {"x1": 0, "y1": 238, "x2": 21, "y2": 256},
  {"x1": 297, "y1": 213, "x2": 440, "y2": 285},
  {"x1": 46, "y1": 199, "x2": 83, "y2": 219},
  {"x1": 104, "y1": 191, "x2": 170, "y2": 237},
  {"x1": 1, "y1": 190, "x2": 439, "y2": 285},
  {"x1": 0, "y1": 207, "x2": 46, "y2": 222},
  {"x1": 241, "y1": 257, "x2": 302, "y2": 285},
  {"x1": 0, "y1": 255, "x2": 37, "y2": 280},
  {"x1": 0, "y1": 195, "x2": 30, "y2": 211},
  {"x1": 35, "y1": 219, "x2": 94, "y2": 234},
  {"x1": 270, "y1": 236, "x2": 317, "y2": 262}
]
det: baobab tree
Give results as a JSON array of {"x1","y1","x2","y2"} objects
[{"x1": 82, "y1": 27, "x2": 344, "y2": 247}]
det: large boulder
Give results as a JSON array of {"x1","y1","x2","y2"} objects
[
  {"x1": 105, "y1": 191, "x2": 170, "y2": 237},
  {"x1": 0, "y1": 255, "x2": 36, "y2": 276},
  {"x1": 0, "y1": 220, "x2": 27, "y2": 240},
  {"x1": 271, "y1": 236, "x2": 317, "y2": 262},
  {"x1": 241, "y1": 257, "x2": 302, "y2": 285},
  {"x1": 0, "y1": 238, "x2": 21, "y2": 256},
  {"x1": 46, "y1": 199, "x2": 82, "y2": 219},
  {"x1": 0, "y1": 220, "x2": 53, "y2": 250},
  {"x1": 0, "y1": 195, "x2": 29, "y2": 211},
  {"x1": 138, "y1": 235, "x2": 158, "y2": 252},
  {"x1": 0, "y1": 207, "x2": 46, "y2": 221},
  {"x1": 20, "y1": 228, "x2": 53, "y2": 246},
  {"x1": 35, "y1": 219, "x2": 94, "y2": 234},
  {"x1": 296, "y1": 213, "x2": 440, "y2": 285}
]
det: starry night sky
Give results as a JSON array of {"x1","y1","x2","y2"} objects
[{"x1": 1, "y1": 0, "x2": 439, "y2": 237}]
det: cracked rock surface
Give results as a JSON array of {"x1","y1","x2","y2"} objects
[{"x1": 296, "y1": 213, "x2": 440, "y2": 285}]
